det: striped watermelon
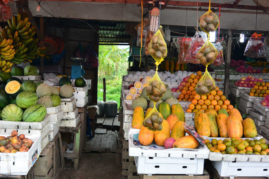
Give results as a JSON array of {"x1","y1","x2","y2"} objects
[{"x1": 23, "y1": 104, "x2": 47, "y2": 122}]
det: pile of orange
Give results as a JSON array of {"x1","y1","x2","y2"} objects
[
  {"x1": 178, "y1": 71, "x2": 202, "y2": 101},
  {"x1": 186, "y1": 87, "x2": 233, "y2": 113},
  {"x1": 249, "y1": 82, "x2": 269, "y2": 97}
]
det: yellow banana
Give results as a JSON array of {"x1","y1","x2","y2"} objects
[
  {"x1": 1, "y1": 45, "x2": 11, "y2": 52},
  {"x1": 0, "y1": 39, "x2": 8, "y2": 48}
]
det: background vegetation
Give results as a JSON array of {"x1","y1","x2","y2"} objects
[{"x1": 98, "y1": 45, "x2": 129, "y2": 108}]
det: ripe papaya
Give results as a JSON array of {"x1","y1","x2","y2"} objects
[
  {"x1": 217, "y1": 113, "x2": 228, "y2": 137},
  {"x1": 132, "y1": 107, "x2": 144, "y2": 129},
  {"x1": 243, "y1": 118, "x2": 257, "y2": 138},
  {"x1": 171, "y1": 121, "x2": 185, "y2": 139},
  {"x1": 218, "y1": 108, "x2": 229, "y2": 116},
  {"x1": 197, "y1": 113, "x2": 211, "y2": 137},
  {"x1": 167, "y1": 114, "x2": 179, "y2": 130},
  {"x1": 227, "y1": 114, "x2": 243, "y2": 138},
  {"x1": 158, "y1": 102, "x2": 171, "y2": 119},
  {"x1": 229, "y1": 108, "x2": 243, "y2": 122},
  {"x1": 171, "y1": 104, "x2": 185, "y2": 121},
  {"x1": 207, "y1": 110, "x2": 218, "y2": 137},
  {"x1": 173, "y1": 136, "x2": 199, "y2": 149}
]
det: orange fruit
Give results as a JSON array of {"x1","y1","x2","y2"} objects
[
  {"x1": 211, "y1": 100, "x2": 217, "y2": 106},
  {"x1": 196, "y1": 105, "x2": 201, "y2": 110},
  {"x1": 186, "y1": 109, "x2": 192, "y2": 113},
  {"x1": 217, "y1": 90, "x2": 223, "y2": 96},
  {"x1": 228, "y1": 105, "x2": 233, "y2": 110},
  {"x1": 205, "y1": 100, "x2": 211, "y2": 105},
  {"x1": 201, "y1": 95, "x2": 207, "y2": 100},
  {"x1": 208, "y1": 105, "x2": 214, "y2": 110},
  {"x1": 217, "y1": 140, "x2": 223, "y2": 144},
  {"x1": 224, "y1": 100, "x2": 230, "y2": 105},
  {"x1": 197, "y1": 71, "x2": 202, "y2": 76},
  {"x1": 210, "y1": 90, "x2": 217, "y2": 96},
  {"x1": 218, "y1": 100, "x2": 223, "y2": 106},
  {"x1": 202, "y1": 105, "x2": 207, "y2": 110},
  {"x1": 199, "y1": 100, "x2": 204, "y2": 105},
  {"x1": 192, "y1": 99, "x2": 198, "y2": 105},
  {"x1": 215, "y1": 87, "x2": 220, "y2": 91},
  {"x1": 222, "y1": 105, "x2": 228, "y2": 110},
  {"x1": 215, "y1": 105, "x2": 221, "y2": 111},
  {"x1": 190, "y1": 74, "x2": 196, "y2": 79},
  {"x1": 221, "y1": 95, "x2": 226, "y2": 101},
  {"x1": 208, "y1": 95, "x2": 214, "y2": 100},
  {"x1": 249, "y1": 93, "x2": 254, "y2": 96},
  {"x1": 218, "y1": 143, "x2": 226, "y2": 151},
  {"x1": 189, "y1": 86, "x2": 194, "y2": 91},
  {"x1": 189, "y1": 104, "x2": 195, "y2": 110},
  {"x1": 195, "y1": 94, "x2": 201, "y2": 100},
  {"x1": 214, "y1": 95, "x2": 220, "y2": 101}
]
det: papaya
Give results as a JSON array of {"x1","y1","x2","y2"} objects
[
  {"x1": 173, "y1": 136, "x2": 199, "y2": 149},
  {"x1": 197, "y1": 113, "x2": 211, "y2": 137},
  {"x1": 154, "y1": 120, "x2": 170, "y2": 146},
  {"x1": 243, "y1": 118, "x2": 257, "y2": 138},
  {"x1": 171, "y1": 121, "x2": 185, "y2": 139},
  {"x1": 167, "y1": 114, "x2": 179, "y2": 130},
  {"x1": 138, "y1": 126, "x2": 154, "y2": 146},
  {"x1": 218, "y1": 108, "x2": 229, "y2": 116},
  {"x1": 145, "y1": 107, "x2": 153, "y2": 117},
  {"x1": 132, "y1": 107, "x2": 144, "y2": 129},
  {"x1": 217, "y1": 113, "x2": 228, "y2": 137},
  {"x1": 194, "y1": 111, "x2": 203, "y2": 130},
  {"x1": 229, "y1": 108, "x2": 243, "y2": 122},
  {"x1": 227, "y1": 114, "x2": 243, "y2": 138},
  {"x1": 207, "y1": 111, "x2": 218, "y2": 137},
  {"x1": 158, "y1": 102, "x2": 171, "y2": 119},
  {"x1": 171, "y1": 104, "x2": 185, "y2": 121}
]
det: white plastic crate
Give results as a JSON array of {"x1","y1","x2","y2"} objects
[
  {"x1": 135, "y1": 156, "x2": 204, "y2": 175},
  {"x1": 124, "y1": 114, "x2": 132, "y2": 123},
  {"x1": 0, "y1": 129, "x2": 41, "y2": 175},
  {"x1": 46, "y1": 106, "x2": 61, "y2": 115},
  {"x1": 13, "y1": 75, "x2": 42, "y2": 81},
  {"x1": 61, "y1": 99, "x2": 76, "y2": 112},
  {"x1": 123, "y1": 122, "x2": 132, "y2": 140},
  {"x1": 123, "y1": 103, "x2": 133, "y2": 116},
  {"x1": 61, "y1": 96, "x2": 74, "y2": 102},
  {"x1": 75, "y1": 96, "x2": 88, "y2": 107},
  {"x1": 60, "y1": 115, "x2": 80, "y2": 128},
  {"x1": 62, "y1": 108, "x2": 78, "y2": 120},
  {"x1": 124, "y1": 100, "x2": 132, "y2": 110},
  {"x1": 47, "y1": 112, "x2": 63, "y2": 123},
  {"x1": 0, "y1": 117, "x2": 50, "y2": 130},
  {"x1": 48, "y1": 120, "x2": 60, "y2": 141},
  {"x1": 213, "y1": 161, "x2": 269, "y2": 177}
]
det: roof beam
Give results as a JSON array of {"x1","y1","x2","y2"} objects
[{"x1": 233, "y1": 0, "x2": 241, "y2": 5}]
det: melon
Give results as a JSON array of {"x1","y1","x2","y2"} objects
[
  {"x1": 51, "y1": 95, "x2": 61, "y2": 107},
  {"x1": 23, "y1": 104, "x2": 47, "y2": 122},
  {"x1": 36, "y1": 83, "x2": 51, "y2": 97},
  {"x1": 38, "y1": 96, "x2": 53, "y2": 108},
  {"x1": 60, "y1": 85, "x2": 73, "y2": 98},
  {"x1": 16, "y1": 91, "x2": 38, "y2": 108},
  {"x1": 1, "y1": 104, "x2": 23, "y2": 121},
  {"x1": 22, "y1": 81, "x2": 37, "y2": 92}
]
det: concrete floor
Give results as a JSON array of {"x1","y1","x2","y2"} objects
[{"x1": 59, "y1": 152, "x2": 122, "y2": 179}]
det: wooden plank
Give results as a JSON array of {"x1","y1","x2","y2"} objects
[{"x1": 224, "y1": 30, "x2": 232, "y2": 96}]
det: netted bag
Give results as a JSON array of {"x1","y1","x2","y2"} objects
[
  {"x1": 195, "y1": 68, "x2": 216, "y2": 95},
  {"x1": 213, "y1": 41, "x2": 224, "y2": 66},
  {"x1": 145, "y1": 71, "x2": 166, "y2": 102},
  {"x1": 244, "y1": 33, "x2": 266, "y2": 58},
  {"x1": 143, "y1": 107, "x2": 163, "y2": 131},
  {"x1": 199, "y1": 3, "x2": 219, "y2": 34},
  {"x1": 188, "y1": 33, "x2": 205, "y2": 64},
  {"x1": 148, "y1": 28, "x2": 167, "y2": 65},
  {"x1": 196, "y1": 41, "x2": 218, "y2": 66}
]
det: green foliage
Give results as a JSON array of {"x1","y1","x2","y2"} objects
[{"x1": 98, "y1": 45, "x2": 129, "y2": 109}]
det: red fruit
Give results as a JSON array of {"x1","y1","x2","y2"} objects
[{"x1": 19, "y1": 134, "x2": 25, "y2": 140}]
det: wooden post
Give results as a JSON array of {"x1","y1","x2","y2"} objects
[
  {"x1": 224, "y1": 30, "x2": 232, "y2": 96},
  {"x1": 103, "y1": 78, "x2": 106, "y2": 102}
]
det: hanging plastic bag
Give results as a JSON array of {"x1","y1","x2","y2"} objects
[
  {"x1": 213, "y1": 41, "x2": 224, "y2": 66},
  {"x1": 196, "y1": 40, "x2": 218, "y2": 66},
  {"x1": 146, "y1": 71, "x2": 166, "y2": 102},
  {"x1": 244, "y1": 33, "x2": 266, "y2": 58},
  {"x1": 148, "y1": 28, "x2": 168, "y2": 65},
  {"x1": 143, "y1": 107, "x2": 163, "y2": 131},
  {"x1": 177, "y1": 37, "x2": 192, "y2": 64},
  {"x1": 199, "y1": 0, "x2": 219, "y2": 34},
  {"x1": 187, "y1": 33, "x2": 205, "y2": 64},
  {"x1": 195, "y1": 67, "x2": 216, "y2": 94}
]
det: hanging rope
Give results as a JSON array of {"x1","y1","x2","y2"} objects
[{"x1": 139, "y1": 0, "x2": 144, "y2": 67}]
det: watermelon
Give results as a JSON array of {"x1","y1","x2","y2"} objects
[
  {"x1": 24, "y1": 65, "x2": 39, "y2": 76},
  {"x1": 5, "y1": 79, "x2": 22, "y2": 97},
  {"x1": 23, "y1": 104, "x2": 47, "y2": 122},
  {"x1": 51, "y1": 95, "x2": 61, "y2": 107},
  {"x1": 11, "y1": 66, "x2": 24, "y2": 76},
  {"x1": 16, "y1": 91, "x2": 38, "y2": 108},
  {"x1": 0, "y1": 72, "x2": 11, "y2": 82},
  {"x1": 59, "y1": 77, "x2": 71, "y2": 86},
  {"x1": 0, "y1": 89, "x2": 9, "y2": 108},
  {"x1": 75, "y1": 78, "x2": 86, "y2": 87},
  {"x1": 22, "y1": 81, "x2": 37, "y2": 92},
  {"x1": 1, "y1": 104, "x2": 23, "y2": 121}
]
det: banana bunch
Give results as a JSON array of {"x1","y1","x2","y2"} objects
[
  {"x1": 0, "y1": 39, "x2": 15, "y2": 61},
  {"x1": 0, "y1": 59, "x2": 13, "y2": 73}
]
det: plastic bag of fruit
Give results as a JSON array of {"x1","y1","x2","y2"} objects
[
  {"x1": 143, "y1": 107, "x2": 163, "y2": 131},
  {"x1": 187, "y1": 33, "x2": 205, "y2": 64},
  {"x1": 195, "y1": 67, "x2": 216, "y2": 94},
  {"x1": 244, "y1": 32, "x2": 266, "y2": 58},
  {"x1": 212, "y1": 41, "x2": 224, "y2": 66},
  {"x1": 196, "y1": 40, "x2": 218, "y2": 66},
  {"x1": 146, "y1": 71, "x2": 166, "y2": 102},
  {"x1": 147, "y1": 27, "x2": 167, "y2": 65},
  {"x1": 199, "y1": 0, "x2": 219, "y2": 34},
  {"x1": 177, "y1": 37, "x2": 192, "y2": 64}
]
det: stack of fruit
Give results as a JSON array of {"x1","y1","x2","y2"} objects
[
  {"x1": 205, "y1": 138, "x2": 269, "y2": 155},
  {"x1": 177, "y1": 71, "x2": 202, "y2": 101},
  {"x1": 235, "y1": 76, "x2": 263, "y2": 88},
  {"x1": 0, "y1": 130, "x2": 33, "y2": 153},
  {"x1": 195, "y1": 108, "x2": 258, "y2": 138},
  {"x1": 249, "y1": 82, "x2": 269, "y2": 97},
  {"x1": 186, "y1": 88, "x2": 233, "y2": 113},
  {"x1": 10, "y1": 65, "x2": 39, "y2": 76}
]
